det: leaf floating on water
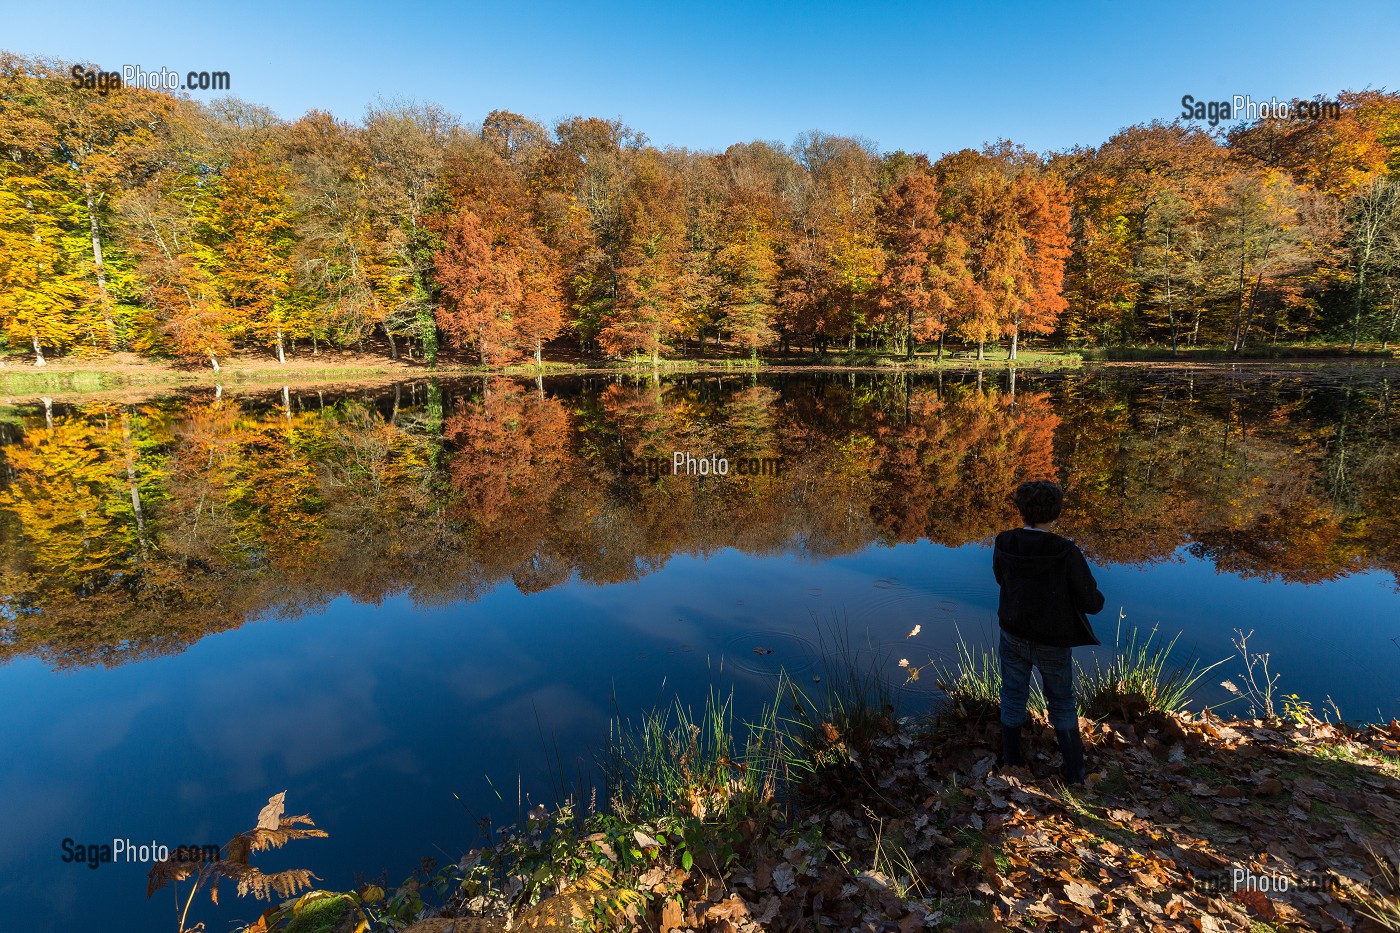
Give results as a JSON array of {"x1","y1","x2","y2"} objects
[
  {"x1": 752, "y1": 646, "x2": 773, "y2": 655},
  {"x1": 907, "y1": 625, "x2": 921, "y2": 638},
  {"x1": 257, "y1": 791, "x2": 287, "y2": 830}
]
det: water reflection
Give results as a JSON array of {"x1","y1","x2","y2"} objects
[
  {"x1": 2, "y1": 368, "x2": 1397, "y2": 670},
  {"x1": 2, "y1": 368, "x2": 1398, "y2": 931}
]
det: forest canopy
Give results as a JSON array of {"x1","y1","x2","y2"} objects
[{"x1": 2, "y1": 52, "x2": 1399, "y2": 369}]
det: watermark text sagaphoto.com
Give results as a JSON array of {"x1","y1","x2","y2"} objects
[
  {"x1": 1193, "y1": 866, "x2": 1347, "y2": 895},
  {"x1": 61, "y1": 837, "x2": 221, "y2": 870},
  {"x1": 1180, "y1": 94, "x2": 1341, "y2": 127},
  {"x1": 70, "y1": 64, "x2": 230, "y2": 94},
  {"x1": 626, "y1": 452, "x2": 786, "y2": 478}
]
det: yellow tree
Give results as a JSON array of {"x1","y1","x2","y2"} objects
[
  {"x1": 717, "y1": 224, "x2": 780, "y2": 356},
  {"x1": 0, "y1": 54, "x2": 177, "y2": 347},
  {"x1": 206, "y1": 150, "x2": 301, "y2": 361},
  {"x1": 0, "y1": 161, "x2": 100, "y2": 362}
]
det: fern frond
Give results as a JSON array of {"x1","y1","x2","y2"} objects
[
  {"x1": 146, "y1": 839, "x2": 218, "y2": 897},
  {"x1": 147, "y1": 856, "x2": 200, "y2": 897},
  {"x1": 516, "y1": 866, "x2": 646, "y2": 929},
  {"x1": 559, "y1": 865, "x2": 617, "y2": 894},
  {"x1": 200, "y1": 860, "x2": 321, "y2": 901},
  {"x1": 402, "y1": 920, "x2": 509, "y2": 933},
  {"x1": 225, "y1": 819, "x2": 329, "y2": 860}
]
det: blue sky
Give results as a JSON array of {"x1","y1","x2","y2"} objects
[{"x1": 6, "y1": 0, "x2": 1399, "y2": 156}]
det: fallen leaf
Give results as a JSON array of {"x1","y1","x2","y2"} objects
[
  {"x1": 659, "y1": 897, "x2": 683, "y2": 933},
  {"x1": 1063, "y1": 880, "x2": 1099, "y2": 908}
]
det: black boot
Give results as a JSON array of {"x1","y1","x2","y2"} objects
[
  {"x1": 1055, "y1": 727, "x2": 1086, "y2": 784},
  {"x1": 1000, "y1": 724, "x2": 1024, "y2": 768}
]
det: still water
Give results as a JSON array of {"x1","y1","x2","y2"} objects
[{"x1": 1, "y1": 367, "x2": 1397, "y2": 930}]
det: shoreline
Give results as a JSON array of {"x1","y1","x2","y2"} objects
[{"x1": 1, "y1": 349, "x2": 1395, "y2": 403}]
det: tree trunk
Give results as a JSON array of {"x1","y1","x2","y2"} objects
[
  {"x1": 937, "y1": 334, "x2": 944, "y2": 363},
  {"x1": 1231, "y1": 252, "x2": 1248, "y2": 352},
  {"x1": 122, "y1": 412, "x2": 148, "y2": 560},
  {"x1": 1008, "y1": 324, "x2": 1019, "y2": 361},
  {"x1": 384, "y1": 325, "x2": 398, "y2": 360},
  {"x1": 84, "y1": 183, "x2": 115, "y2": 343},
  {"x1": 1165, "y1": 228, "x2": 1178, "y2": 357},
  {"x1": 276, "y1": 328, "x2": 287, "y2": 364},
  {"x1": 977, "y1": 340, "x2": 985, "y2": 362},
  {"x1": 535, "y1": 338, "x2": 543, "y2": 366},
  {"x1": 32, "y1": 336, "x2": 45, "y2": 367},
  {"x1": 1351, "y1": 265, "x2": 1367, "y2": 352},
  {"x1": 1236, "y1": 272, "x2": 1264, "y2": 352},
  {"x1": 209, "y1": 353, "x2": 220, "y2": 374}
]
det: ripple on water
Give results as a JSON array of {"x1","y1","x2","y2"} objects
[{"x1": 722, "y1": 630, "x2": 821, "y2": 676}]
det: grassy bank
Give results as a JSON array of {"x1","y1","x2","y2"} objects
[
  {"x1": 155, "y1": 626, "x2": 1400, "y2": 933},
  {"x1": 765, "y1": 349, "x2": 1083, "y2": 370},
  {"x1": 0, "y1": 352, "x2": 439, "y2": 397},
  {"x1": 0, "y1": 348, "x2": 1085, "y2": 400},
  {"x1": 1082, "y1": 343, "x2": 1400, "y2": 363}
]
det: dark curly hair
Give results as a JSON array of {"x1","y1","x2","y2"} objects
[{"x1": 1013, "y1": 480, "x2": 1063, "y2": 526}]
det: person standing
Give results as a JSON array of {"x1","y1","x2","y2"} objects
[{"x1": 993, "y1": 480, "x2": 1105, "y2": 783}]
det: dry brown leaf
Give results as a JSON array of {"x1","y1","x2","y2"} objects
[
  {"x1": 659, "y1": 897, "x2": 683, "y2": 933},
  {"x1": 257, "y1": 791, "x2": 287, "y2": 831}
]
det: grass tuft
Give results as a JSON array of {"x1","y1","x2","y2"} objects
[
  {"x1": 1077, "y1": 611, "x2": 1224, "y2": 720},
  {"x1": 931, "y1": 635, "x2": 1003, "y2": 723},
  {"x1": 603, "y1": 686, "x2": 787, "y2": 826}
]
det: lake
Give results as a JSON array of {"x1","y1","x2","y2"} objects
[{"x1": 1, "y1": 365, "x2": 1397, "y2": 931}]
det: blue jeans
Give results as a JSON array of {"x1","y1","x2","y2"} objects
[{"x1": 999, "y1": 632, "x2": 1078, "y2": 731}]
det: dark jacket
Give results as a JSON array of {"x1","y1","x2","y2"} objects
[{"x1": 993, "y1": 528, "x2": 1105, "y2": 647}]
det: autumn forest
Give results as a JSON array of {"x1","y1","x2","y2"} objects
[{"x1": 3, "y1": 53, "x2": 1400, "y2": 371}]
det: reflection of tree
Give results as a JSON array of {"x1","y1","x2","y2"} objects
[
  {"x1": 1057, "y1": 372, "x2": 1394, "y2": 581},
  {"x1": 1, "y1": 417, "x2": 143, "y2": 588},
  {"x1": 872, "y1": 384, "x2": 1059, "y2": 544},
  {"x1": 446, "y1": 379, "x2": 578, "y2": 590},
  {"x1": 2, "y1": 371, "x2": 1398, "y2": 668}
]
